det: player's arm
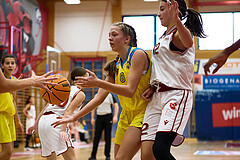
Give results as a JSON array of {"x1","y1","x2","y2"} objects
[
  {"x1": 51, "y1": 86, "x2": 110, "y2": 127},
  {"x1": 91, "y1": 109, "x2": 96, "y2": 126},
  {"x1": 60, "y1": 91, "x2": 86, "y2": 133},
  {"x1": 204, "y1": 39, "x2": 240, "y2": 77},
  {"x1": 0, "y1": 70, "x2": 57, "y2": 93},
  {"x1": 13, "y1": 99, "x2": 24, "y2": 133},
  {"x1": 76, "y1": 50, "x2": 148, "y2": 98},
  {"x1": 112, "y1": 102, "x2": 119, "y2": 124},
  {"x1": 23, "y1": 104, "x2": 31, "y2": 118},
  {"x1": 28, "y1": 104, "x2": 48, "y2": 134},
  {"x1": 170, "y1": 0, "x2": 193, "y2": 49},
  {"x1": 51, "y1": 76, "x2": 113, "y2": 127},
  {"x1": 72, "y1": 87, "x2": 110, "y2": 122}
]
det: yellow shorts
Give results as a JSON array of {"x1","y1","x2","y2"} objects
[
  {"x1": 115, "y1": 108, "x2": 146, "y2": 145},
  {"x1": 0, "y1": 112, "x2": 16, "y2": 143}
]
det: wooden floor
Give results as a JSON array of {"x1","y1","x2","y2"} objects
[{"x1": 10, "y1": 138, "x2": 240, "y2": 160}]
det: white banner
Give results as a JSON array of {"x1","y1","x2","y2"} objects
[{"x1": 194, "y1": 58, "x2": 240, "y2": 75}]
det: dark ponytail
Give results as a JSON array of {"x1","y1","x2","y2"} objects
[
  {"x1": 176, "y1": 0, "x2": 206, "y2": 38},
  {"x1": 103, "y1": 55, "x2": 119, "y2": 76},
  {"x1": 184, "y1": 8, "x2": 206, "y2": 38}
]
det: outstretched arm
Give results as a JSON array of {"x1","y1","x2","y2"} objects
[
  {"x1": 0, "y1": 70, "x2": 57, "y2": 93},
  {"x1": 75, "y1": 50, "x2": 148, "y2": 98},
  {"x1": 204, "y1": 39, "x2": 240, "y2": 77},
  {"x1": 60, "y1": 91, "x2": 85, "y2": 141},
  {"x1": 51, "y1": 86, "x2": 110, "y2": 128}
]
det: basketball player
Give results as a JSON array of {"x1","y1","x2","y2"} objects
[
  {"x1": 0, "y1": 63, "x2": 57, "y2": 93},
  {"x1": 204, "y1": 38, "x2": 240, "y2": 77},
  {"x1": 22, "y1": 96, "x2": 36, "y2": 151},
  {"x1": 0, "y1": 54, "x2": 24, "y2": 160},
  {"x1": 28, "y1": 67, "x2": 87, "y2": 160},
  {"x1": 52, "y1": 22, "x2": 152, "y2": 160},
  {"x1": 141, "y1": 0, "x2": 206, "y2": 159}
]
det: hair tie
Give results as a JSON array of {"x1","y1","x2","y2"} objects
[{"x1": 181, "y1": 10, "x2": 188, "y2": 20}]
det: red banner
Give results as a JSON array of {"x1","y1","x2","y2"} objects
[{"x1": 212, "y1": 103, "x2": 240, "y2": 127}]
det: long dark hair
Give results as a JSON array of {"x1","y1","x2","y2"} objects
[
  {"x1": 26, "y1": 96, "x2": 32, "y2": 105},
  {"x1": 103, "y1": 55, "x2": 119, "y2": 76}
]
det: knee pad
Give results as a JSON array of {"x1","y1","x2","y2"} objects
[
  {"x1": 152, "y1": 140, "x2": 165, "y2": 159},
  {"x1": 152, "y1": 132, "x2": 176, "y2": 160}
]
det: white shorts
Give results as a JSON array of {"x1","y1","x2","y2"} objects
[
  {"x1": 141, "y1": 90, "x2": 192, "y2": 146},
  {"x1": 38, "y1": 113, "x2": 73, "y2": 157}
]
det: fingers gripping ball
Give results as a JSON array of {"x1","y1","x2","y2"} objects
[{"x1": 40, "y1": 74, "x2": 71, "y2": 105}]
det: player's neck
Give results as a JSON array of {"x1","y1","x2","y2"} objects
[{"x1": 4, "y1": 72, "x2": 11, "y2": 79}]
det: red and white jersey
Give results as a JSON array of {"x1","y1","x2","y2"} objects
[
  {"x1": 151, "y1": 26, "x2": 195, "y2": 90},
  {"x1": 44, "y1": 86, "x2": 81, "y2": 116}
]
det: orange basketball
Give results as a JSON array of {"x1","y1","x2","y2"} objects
[
  {"x1": 40, "y1": 74, "x2": 71, "y2": 105},
  {"x1": 35, "y1": 137, "x2": 40, "y2": 143}
]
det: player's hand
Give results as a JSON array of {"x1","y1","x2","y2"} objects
[
  {"x1": 141, "y1": 87, "x2": 155, "y2": 101},
  {"x1": 91, "y1": 119, "x2": 95, "y2": 126},
  {"x1": 17, "y1": 122, "x2": 24, "y2": 133},
  {"x1": 113, "y1": 116, "x2": 118, "y2": 124},
  {"x1": 51, "y1": 115, "x2": 74, "y2": 128},
  {"x1": 60, "y1": 131, "x2": 69, "y2": 141},
  {"x1": 169, "y1": 0, "x2": 181, "y2": 24},
  {"x1": 203, "y1": 51, "x2": 228, "y2": 78},
  {"x1": 28, "y1": 126, "x2": 37, "y2": 135},
  {"x1": 75, "y1": 69, "x2": 99, "y2": 88},
  {"x1": 30, "y1": 70, "x2": 57, "y2": 92}
]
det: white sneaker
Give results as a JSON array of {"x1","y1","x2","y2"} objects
[{"x1": 24, "y1": 147, "x2": 34, "y2": 151}]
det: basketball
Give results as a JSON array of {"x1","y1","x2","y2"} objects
[
  {"x1": 35, "y1": 137, "x2": 40, "y2": 143},
  {"x1": 40, "y1": 74, "x2": 71, "y2": 105}
]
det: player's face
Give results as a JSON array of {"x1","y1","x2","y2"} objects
[
  {"x1": 157, "y1": 1, "x2": 170, "y2": 27},
  {"x1": 2, "y1": 57, "x2": 16, "y2": 75},
  {"x1": 30, "y1": 97, "x2": 34, "y2": 103},
  {"x1": 108, "y1": 26, "x2": 128, "y2": 52}
]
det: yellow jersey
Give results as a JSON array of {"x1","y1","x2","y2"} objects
[
  {"x1": 115, "y1": 46, "x2": 151, "y2": 111},
  {"x1": 0, "y1": 76, "x2": 16, "y2": 116}
]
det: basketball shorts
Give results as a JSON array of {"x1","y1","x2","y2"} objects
[
  {"x1": 141, "y1": 90, "x2": 192, "y2": 146},
  {"x1": 115, "y1": 108, "x2": 146, "y2": 145},
  {"x1": 38, "y1": 113, "x2": 74, "y2": 157},
  {"x1": 0, "y1": 112, "x2": 16, "y2": 143}
]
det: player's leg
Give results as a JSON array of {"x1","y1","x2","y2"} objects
[
  {"x1": 115, "y1": 126, "x2": 141, "y2": 160},
  {"x1": 90, "y1": 116, "x2": 104, "y2": 159},
  {"x1": 0, "y1": 142, "x2": 13, "y2": 160},
  {"x1": 141, "y1": 141, "x2": 155, "y2": 160},
  {"x1": 141, "y1": 92, "x2": 162, "y2": 160},
  {"x1": 46, "y1": 152, "x2": 57, "y2": 160},
  {"x1": 104, "y1": 114, "x2": 112, "y2": 159},
  {"x1": 62, "y1": 147, "x2": 76, "y2": 160},
  {"x1": 152, "y1": 131, "x2": 176, "y2": 160}
]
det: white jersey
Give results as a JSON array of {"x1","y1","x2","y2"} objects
[
  {"x1": 142, "y1": 26, "x2": 194, "y2": 146},
  {"x1": 96, "y1": 93, "x2": 114, "y2": 115},
  {"x1": 26, "y1": 104, "x2": 36, "y2": 134},
  {"x1": 151, "y1": 26, "x2": 195, "y2": 90},
  {"x1": 44, "y1": 85, "x2": 81, "y2": 115},
  {"x1": 39, "y1": 85, "x2": 81, "y2": 157}
]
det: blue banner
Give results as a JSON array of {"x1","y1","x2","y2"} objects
[{"x1": 203, "y1": 75, "x2": 240, "y2": 90}]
